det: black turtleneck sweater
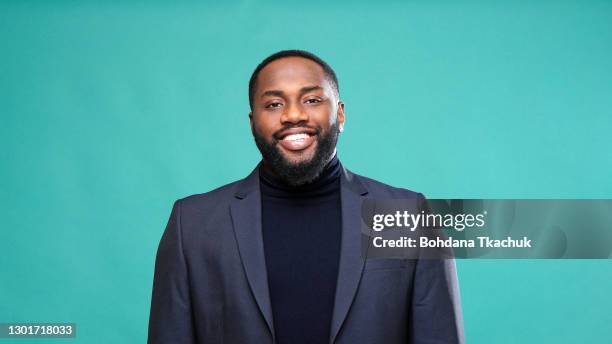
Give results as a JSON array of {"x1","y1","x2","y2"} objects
[{"x1": 260, "y1": 155, "x2": 342, "y2": 344}]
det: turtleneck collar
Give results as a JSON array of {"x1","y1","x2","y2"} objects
[{"x1": 259, "y1": 154, "x2": 341, "y2": 198}]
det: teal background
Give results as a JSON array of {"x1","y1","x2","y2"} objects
[{"x1": 1, "y1": 1, "x2": 611, "y2": 343}]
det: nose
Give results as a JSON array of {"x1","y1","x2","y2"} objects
[{"x1": 280, "y1": 102, "x2": 308, "y2": 124}]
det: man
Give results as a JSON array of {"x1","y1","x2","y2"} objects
[{"x1": 148, "y1": 50, "x2": 464, "y2": 344}]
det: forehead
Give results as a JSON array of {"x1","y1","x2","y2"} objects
[{"x1": 256, "y1": 57, "x2": 331, "y2": 93}]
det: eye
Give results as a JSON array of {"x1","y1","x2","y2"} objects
[
  {"x1": 305, "y1": 98, "x2": 322, "y2": 104},
  {"x1": 265, "y1": 102, "x2": 283, "y2": 109}
]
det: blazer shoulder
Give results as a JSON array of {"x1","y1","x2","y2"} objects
[
  {"x1": 175, "y1": 178, "x2": 242, "y2": 211},
  {"x1": 351, "y1": 171, "x2": 424, "y2": 200}
]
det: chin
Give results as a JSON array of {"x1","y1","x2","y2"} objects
[
  {"x1": 278, "y1": 145, "x2": 317, "y2": 164},
  {"x1": 281, "y1": 153, "x2": 315, "y2": 166}
]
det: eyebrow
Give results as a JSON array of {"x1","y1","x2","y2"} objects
[{"x1": 260, "y1": 85, "x2": 324, "y2": 99}]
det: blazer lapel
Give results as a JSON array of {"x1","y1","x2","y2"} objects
[
  {"x1": 329, "y1": 166, "x2": 369, "y2": 344},
  {"x1": 230, "y1": 165, "x2": 275, "y2": 341}
]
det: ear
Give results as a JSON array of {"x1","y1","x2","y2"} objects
[
  {"x1": 337, "y1": 101, "x2": 346, "y2": 129},
  {"x1": 249, "y1": 111, "x2": 253, "y2": 131}
]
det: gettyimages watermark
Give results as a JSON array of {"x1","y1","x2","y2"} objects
[{"x1": 361, "y1": 199, "x2": 612, "y2": 259}]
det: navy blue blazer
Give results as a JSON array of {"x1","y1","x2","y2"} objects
[{"x1": 148, "y1": 163, "x2": 464, "y2": 344}]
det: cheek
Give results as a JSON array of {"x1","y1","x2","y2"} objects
[
  {"x1": 310, "y1": 105, "x2": 337, "y2": 127},
  {"x1": 322, "y1": 107, "x2": 338, "y2": 128},
  {"x1": 253, "y1": 117, "x2": 277, "y2": 137}
]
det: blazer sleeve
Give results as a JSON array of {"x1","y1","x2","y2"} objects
[
  {"x1": 148, "y1": 200, "x2": 196, "y2": 344},
  {"x1": 409, "y1": 194, "x2": 465, "y2": 344}
]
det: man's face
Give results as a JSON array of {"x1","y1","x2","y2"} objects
[{"x1": 249, "y1": 56, "x2": 345, "y2": 185}]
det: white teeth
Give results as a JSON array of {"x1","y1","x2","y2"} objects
[{"x1": 283, "y1": 133, "x2": 310, "y2": 141}]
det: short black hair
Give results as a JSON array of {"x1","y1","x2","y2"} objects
[{"x1": 248, "y1": 49, "x2": 339, "y2": 110}]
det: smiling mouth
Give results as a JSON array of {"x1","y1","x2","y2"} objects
[{"x1": 277, "y1": 131, "x2": 317, "y2": 152}]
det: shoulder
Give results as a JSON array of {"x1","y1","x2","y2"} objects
[
  {"x1": 349, "y1": 169, "x2": 431, "y2": 214},
  {"x1": 349, "y1": 170, "x2": 424, "y2": 200},
  {"x1": 173, "y1": 178, "x2": 243, "y2": 213}
]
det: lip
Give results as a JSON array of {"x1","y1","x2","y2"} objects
[
  {"x1": 275, "y1": 127, "x2": 318, "y2": 140},
  {"x1": 275, "y1": 127, "x2": 318, "y2": 152}
]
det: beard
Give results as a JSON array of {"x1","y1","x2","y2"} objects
[{"x1": 252, "y1": 121, "x2": 340, "y2": 187}]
